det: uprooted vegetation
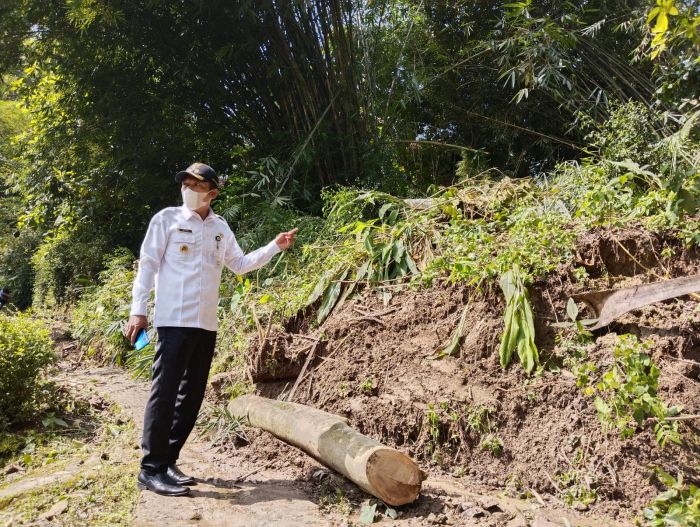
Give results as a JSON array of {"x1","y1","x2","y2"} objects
[{"x1": 65, "y1": 103, "x2": 700, "y2": 525}]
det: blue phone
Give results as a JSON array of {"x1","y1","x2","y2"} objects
[{"x1": 134, "y1": 328, "x2": 150, "y2": 350}]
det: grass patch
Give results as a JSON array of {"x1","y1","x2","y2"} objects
[{"x1": 0, "y1": 390, "x2": 139, "y2": 526}]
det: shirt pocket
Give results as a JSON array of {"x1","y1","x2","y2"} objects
[
  {"x1": 206, "y1": 233, "x2": 224, "y2": 266},
  {"x1": 167, "y1": 232, "x2": 196, "y2": 261}
]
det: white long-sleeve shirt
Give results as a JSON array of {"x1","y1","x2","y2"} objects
[{"x1": 130, "y1": 205, "x2": 280, "y2": 331}]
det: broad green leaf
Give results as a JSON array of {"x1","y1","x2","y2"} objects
[
  {"x1": 655, "y1": 468, "x2": 677, "y2": 488},
  {"x1": 317, "y1": 270, "x2": 348, "y2": 324},
  {"x1": 653, "y1": 13, "x2": 669, "y2": 34},
  {"x1": 306, "y1": 271, "x2": 332, "y2": 306},
  {"x1": 258, "y1": 294, "x2": 271, "y2": 304},
  {"x1": 647, "y1": 6, "x2": 661, "y2": 24},
  {"x1": 392, "y1": 240, "x2": 405, "y2": 263},
  {"x1": 378, "y1": 202, "x2": 392, "y2": 219},
  {"x1": 405, "y1": 253, "x2": 419, "y2": 275},
  {"x1": 594, "y1": 396, "x2": 611, "y2": 416},
  {"x1": 499, "y1": 270, "x2": 516, "y2": 301}
]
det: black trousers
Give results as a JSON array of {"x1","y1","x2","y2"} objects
[{"x1": 141, "y1": 326, "x2": 216, "y2": 473}]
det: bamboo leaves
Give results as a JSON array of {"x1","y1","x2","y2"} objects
[
  {"x1": 647, "y1": 0, "x2": 679, "y2": 35},
  {"x1": 498, "y1": 266, "x2": 539, "y2": 375},
  {"x1": 317, "y1": 269, "x2": 348, "y2": 324},
  {"x1": 307, "y1": 202, "x2": 421, "y2": 324}
]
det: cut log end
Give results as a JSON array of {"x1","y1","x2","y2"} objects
[{"x1": 366, "y1": 449, "x2": 423, "y2": 506}]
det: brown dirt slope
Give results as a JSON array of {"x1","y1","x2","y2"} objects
[{"x1": 231, "y1": 225, "x2": 700, "y2": 525}]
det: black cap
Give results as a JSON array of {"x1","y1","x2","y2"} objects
[{"x1": 175, "y1": 162, "x2": 224, "y2": 188}]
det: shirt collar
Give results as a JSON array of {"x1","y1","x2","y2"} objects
[
  {"x1": 180, "y1": 204, "x2": 195, "y2": 220},
  {"x1": 180, "y1": 204, "x2": 215, "y2": 221}
]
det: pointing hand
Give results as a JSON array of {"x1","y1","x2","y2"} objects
[{"x1": 275, "y1": 227, "x2": 299, "y2": 251}]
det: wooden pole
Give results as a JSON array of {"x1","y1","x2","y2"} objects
[
  {"x1": 228, "y1": 395, "x2": 423, "y2": 506},
  {"x1": 572, "y1": 274, "x2": 700, "y2": 330}
]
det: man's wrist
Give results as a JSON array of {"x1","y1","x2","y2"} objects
[{"x1": 267, "y1": 239, "x2": 283, "y2": 256}]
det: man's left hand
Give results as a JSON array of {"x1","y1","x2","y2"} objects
[{"x1": 275, "y1": 227, "x2": 299, "y2": 251}]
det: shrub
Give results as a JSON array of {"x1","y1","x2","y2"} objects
[
  {"x1": 643, "y1": 469, "x2": 700, "y2": 527},
  {"x1": 591, "y1": 335, "x2": 683, "y2": 447},
  {"x1": 31, "y1": 223, "x2": 110, "y2": 307},
  {"x1": 0, "y1": 197, "x2": 40, "y2": 309},
  {"x1": 0, "y1": 312, "x2": 55, "y2": 427},
  {"x1": 0, "y1": 227, "x2": 40, "y2": 309},
  {"x1": 71, "y1": 248, "x2": 136, "y2": 365},
  {"x1": 583, "y1": 102, "x2": 662, "y2": 167}
]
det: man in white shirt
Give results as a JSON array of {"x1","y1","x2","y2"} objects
[{"x1": 125, "y1": 162, "x2": 297, "y2": 496}]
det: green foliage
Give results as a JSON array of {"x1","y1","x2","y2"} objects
[
  {"x1": 125, "y1": 343, "x2": 156, "y2": 381},
  {"x1": 466, "y1": 404, "x2": 498, "y2": 436},
  {"x1": 643, "y1": 469, "x2": 700, "y2": 526},
  {"x1": 311, "y1": 198, "x2": 421, "y2": 319},
  {"x1": 425, "y1": 402, "x2": 442, "y2": 462},
  {"x1": 0, "y1": 99, "x2": 28, "y2": 145},
  {"x1": 584, "y1": 103, "x2": 662, "y2": 166},
  {"x1": 197, "y1": 403, "x2": 249, "y2": 446},
  {"x1": 0, "y1": 393, "x2": 139, "y2": 526},
  {"x1": 214, "y1": 164, "x2": 325, "y2": 253},
  {"x1": 646, "y1": 0, "x2": 700, "y2": 59},
  {"x1": 71, "y1": 248, "x2": 157, "y2": 379},
  {"x1": 71, "y1": 248, "x2": 135, "y2": 364},
  {"x1": 493, "y1": 0, "x2": 657, "y2": 131},
  {"x1": 591, "y1": 335, "x2": 683, "y2": 447},
  {"x1": 236, "y1": 189, "x2": 427, "y2": 329},
  {"x1": 465, "y1": 404, "x2": 503, "y2": 456},
  {"x1": 3, "y1": 0, "x2": 692, "y2": 262},
  {"x1": 0, "y1": 312, "x2": 55, "y2": 427},
  {"x1": 574, "y1": 105, "x2": 700, "y2": 228},
  {"x1": 422, "y1": 177, "x2": 578, "y2": 286},
  {"x1": 557, "y1": 468, "x2": 598, "y2": 508},
  {"x1": 0, "y1": 197, "x2": 40, "y2": 309},
  {"x1": 218, "y1": 104, "x2": 698, "y2": 375},
  {"x1": 480, "y1": 434, "x2": 504, "y2": 457},
  {"x1": 31, "y1": 223, "x2": 110, "y2": 306},
  {"x1": 498, "y1": 266, "x2": 539, "y2": 375},
  {"x1": 358, "y1": 377, "x2": 375, "y2": 394}
]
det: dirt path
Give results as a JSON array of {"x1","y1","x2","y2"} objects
[
  {"x1": 57, "y1": 365, "x2": 330, "y2": 527},
  {"x1": 50, "y1": 362, "x2": 627, "y2": 527}
]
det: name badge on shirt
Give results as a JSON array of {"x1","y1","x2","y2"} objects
[{"x1": 177, "y1": 227, "x2": 193, "y2": 233}]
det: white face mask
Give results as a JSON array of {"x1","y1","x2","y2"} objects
[{"x1": 182, "y1": 186, "x2": 211, "y2": 210}]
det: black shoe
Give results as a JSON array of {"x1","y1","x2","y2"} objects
[
  {"x1": 167, "y1": 464, "x2": 196, "y2": 486},
  {"x1": 138, "y1": 470, "x2": 190, "y2": 496}
]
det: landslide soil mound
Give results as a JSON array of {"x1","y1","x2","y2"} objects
[{"x1": 220, "y1": 225, "x2": 700, "y2": 523}]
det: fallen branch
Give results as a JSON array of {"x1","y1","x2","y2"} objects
[
  {"x1": 351, "y1": 305, "x2": 399, "y2": 318},
  {"x1": 233, "y1": 460, "x2": 276, "y2": 483},
  {"x1": 290, "y1": 333, "x2": 321, "y2": 343},
  {"x1": 287, "y1": 339, "x2": 321, "y2": 401},
  {"x1": 347, "y1": 315, "x2": 386, "y2": 326},
  {"x1": 652, "y1": 414, "x2": 700, "y2": 422}
]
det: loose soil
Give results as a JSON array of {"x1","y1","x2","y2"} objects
[{"x1": 229, "y1": 224, "x2": 700, "y2": 526}]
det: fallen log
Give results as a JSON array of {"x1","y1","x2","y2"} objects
[{"x1": 228, "y1": 395, "x2": 423, "y2": 506}]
